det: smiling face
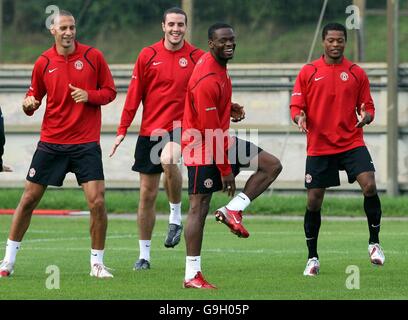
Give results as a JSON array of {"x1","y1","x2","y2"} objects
[
  {"x1": 208, "y1": 27, "x2": 236, "y2": 65},
  {"x1": 323, "y1": 30, "x2": 346, "y2": 64},
  {"x1": 51, "y1": 14, "x2": 76, "y2": 54},
  {"x1": 162, "y1": 13, "x2": 187, "y2": 51}
]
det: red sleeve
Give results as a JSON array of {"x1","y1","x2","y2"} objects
[
  {"x1": 116, "y1": 51, "x2": 147, "y2": 136},
  {"x1": 86, "y1": 50, "x2": 117, "y2": 106},
  {"x1": 194, "y1": 77, "x2": 231, "y2": 176},
  {"x1": 356, "y1": 70, "x2": 375, "y2": 122},
  {"x1": 25, "y1": 56, "x2": 48, "y2": 116},
  {"x1": 289, "y1": 67, "x2": 308, "y2": 122}
]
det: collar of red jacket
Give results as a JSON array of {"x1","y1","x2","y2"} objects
[{"x1": 52, "y1": 40, "x2": 82, "y2": 59}]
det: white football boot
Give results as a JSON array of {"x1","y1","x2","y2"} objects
[
  {"x1": 368, "y1": 243, "x2": 385, "y2": 266},
  {"x1": 303, "y1": 257, "x2": 320, "y2": 276}
]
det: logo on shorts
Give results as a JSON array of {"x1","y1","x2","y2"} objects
[
  {"x1": 74, "y1": 60, "x2": 84, "y2": 70},
  {"x1": 305, "y1": 174, "x2": 312, "y2": 184},
  {"x1": 29, "y1": 168, "x2": 36, "y2": 178},
  {"x1": 179, "y1": 57, "x2": 188, "y2": 68},
  {"x1": 204, "y1": 178, "x2": 213, "y2": 189},
  {"x1": 340, "y1": 72, "x2": 349, "y2": 81}
]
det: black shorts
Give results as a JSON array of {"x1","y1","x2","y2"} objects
[
  {"x1": 132, "y1": 128, "x2": 181, "y2": 174},
  {"x1": 27, "y1": 141, "x2": 104, "y2": 187},
  {"x1": 305, "y1": 146, "x2": 375, "y2": 189},
  {"x1": 187, "y1": 138, "x2": 263, "y2": 194}
]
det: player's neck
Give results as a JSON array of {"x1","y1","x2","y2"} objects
[
  {"x1": 324, "y1": 55, "x2": 343, "y2": 65},
  {"x1": 210, "y1": 52, "x2": 228, "y2": 67},
  {"x1": 164, "y1": 39, "x2": 184, "y2": 51},
  {"x1": 56, "y1": 43, "x2": 76, "y2": 57}
]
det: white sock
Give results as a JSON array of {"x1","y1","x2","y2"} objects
[
  {"x1": 226, "y1": 192, "x2": 251, "y2": 211},
  {"x1": 90, "y1": 249, "x2": 104, "y2": 266},
  {"x1": 4, "y1": 239, "x2": 21, "y2": 264},
  {"x1": 185, "y1": 256, "x2": 201, "y2": 281},
  {"x1": 169, "y1": 202, "x2": 182, "y2": 225},
  {"x1": 139, "y1": 240, "x2": 151, "y2": 261}
]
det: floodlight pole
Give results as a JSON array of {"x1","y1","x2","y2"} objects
[
  {"x1": 387, "y1": 0, "x2": 399, "y2": 196},
  {"x1": 182, "y1": 0, "x2": 193, "y2": 43},
  {"x1": 353, "y1": 0, "x2": 366, "y2": 62},
  {"x1": 307, "y1": 0, "x2": 328, "y2": 63},
  {"x1": 0, "y1": 0, "x2": 3, "y2": 63}
]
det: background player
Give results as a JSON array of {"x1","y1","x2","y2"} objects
[
  {"x1": 290, "y1": 22, "x2": 385, "y2": 276},
  {"x1": 110, "y1": 7, "x2": 204, "y2": 270}
]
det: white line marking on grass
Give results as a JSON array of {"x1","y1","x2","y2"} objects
[
  {"x1": 20, "y1": 230, "x2": 408, "y2": 244},
  {"x1": 25, "y1": 214, "x2": 408, "y2": 221},
  {"x1": 24, "y1": 234, "x2": 135, "y2": 243},
  {"x1": 18, "y1": 246, "x2": 408, "y2": 255}
]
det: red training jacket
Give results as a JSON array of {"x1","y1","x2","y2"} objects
[
  {"x1": 117, "y1": 40, "x2": 205, "y2": 137},
  {"x1": 182, "y1": 52, "x2": 233, "y2": 177},
  {"x1": 27, "y1": 41, "x2": 116, "y2": 144},
  {"x1": 290, "y1": 55, "x2": 375, "y2": 156}
]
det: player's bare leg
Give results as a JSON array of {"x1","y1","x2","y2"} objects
[
  {"x1": 215, "y1": 151, "x2": 282, "y2": 238},
  {"x1": 1, "y1": 181, "x2": 46, "y2": 277},
  {"x1": 161, "y1": 141, "x2": 182, "y2": 203},
  {"x1": 134, "y1": 173, "x2": 161, "y2": 270},
  {"x1": 243, "y1": 151, "x2": 282, "y2": 200},
  {"x1": 9, "y1": 181, "x2": 47, "y2": 241},
  {"x1": 82, "y1": 180, "x2": 107, "y2": 250},
  {"x1": 161, "y1": 141, "x2": 183, "y2": 248},
  {"x1": 82, "y1": 180, "x2": 113, "y2": 278},
  {"x1": 183, "y1": 193, "x2": 216, "y2": 289}
]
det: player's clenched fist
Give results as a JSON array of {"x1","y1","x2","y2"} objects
[{"x1": 22, "y1": 96, "x2": 40, "y2": 113}]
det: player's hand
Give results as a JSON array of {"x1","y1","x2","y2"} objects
[
  {"x1": 69, "y1": 84, "x2": 89, "y2": 103},
  {"x1": 22, "y1": 96, "x2": 40, "y2": 113},
  {"x1": 1, "y1": 164, "x2": 13, "y2": 172},
  {"x1": 295, "y1": 110, "x2": 308, "y2": 133},
  {"x1": 355, "y1": 103, "x2": 371, "y2": 128},
  {"x1": 231, "y1": 102, "x2": 245, "y2": 122},
  {"x1": 109, "y1": 135, "x2": 124, "y2": 157},
  {"x1": 221, "y1": 173, "x2": 236, "y2": 197}
]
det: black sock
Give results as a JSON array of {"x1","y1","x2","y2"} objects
[
  {"x1": 304, "y1": 208, "x2": 321, "y2": 259},
  {"x1": 364, "y1": 194, "x2": 382, "y2": 244}
]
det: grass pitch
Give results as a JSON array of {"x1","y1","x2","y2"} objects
[{"x1": 0, "y1": 215, "x2": 407, "y2": 300}]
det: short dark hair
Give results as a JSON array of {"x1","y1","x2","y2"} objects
[
  {"x1": 322, "y1": 22, "x2": 347, "y2": 41},
  {"x1": 208, "y1": 22, "x2": 233, "y2": 40},
  {"x1": 51, "y1": 9, "x2": 74, "y2": 25},
  {"x1": 162, "y1": 7, "x2": 187, "y2": 25}
]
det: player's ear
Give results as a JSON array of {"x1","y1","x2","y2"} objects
[
  {"x1": 162, "y1": 22, "x2": 166, "y2": 32},
  {"x1": 50, "y1": 24, "x2": 56, "y2": 36},
  {"x1": 208, "y1": 39, "x2": 214, "y2": 49}
]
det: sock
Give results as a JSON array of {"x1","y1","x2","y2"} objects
[
  {"x1": 364, "y1": 194, "x2": 382, "y2": 244},
  {"x1": 185, "y1": 256, "x2": 201, "y2": 281},
  {"x1": 90, "y1": 249, "x2": 104, "y2": 266},
  {"x1": 226, "y1": 192, "x2": 251, "y2": 211},
  {"x1": 169, "y1": 202, "x2": 182, "y2": 225},
  {"x1": 4, "y1": 239, "x2": 21, "y2": 264},
  {"x1": 139, "y1": 240, "x2": 151, "y2": 261},
  {"x1": 304, "y1": 208, "x2": 321, "y2": 259}
]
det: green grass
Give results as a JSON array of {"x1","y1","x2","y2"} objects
[
  {"x1": 0, "y1": 215, "x2": 407, "y2": 300},
  {"x1": 2, "y1": 15, "x2": 408, "y2": 63},
  {"x1": 2, "y1": 188, "x2": 408, "y2": 216}
]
